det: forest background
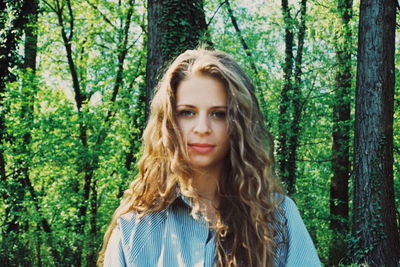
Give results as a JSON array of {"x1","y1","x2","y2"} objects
[{"x1": 0, "y1": 0, "x2": 399, "y2": 266}]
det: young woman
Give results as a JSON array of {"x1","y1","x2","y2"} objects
[{"x1": 98, "y1": 49, "x2": 321, "y2": 266}]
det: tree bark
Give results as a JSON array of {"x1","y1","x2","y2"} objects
[
  {"x1": 287, "y1": 0, "x2": 307, "y2": 196},
  {"x1": 0, "y1": 0, "x2": 29, "y2": 192},
  {"x1": 0, "y1": 0, "x2": 29, "y2": 236},
  {"x1": 329, "y1": 0, "x2": 352, "y2": 264},
  {"x1": 278, "y1": 0, "x2": 307, "y2": 195},
  {"x1": 278, "y1": 0, "x2": 294, "y2": 194},
  {"x1": 146, "y1": 0, "x2": 208, "y2": 107},
  {"x1": 352, "y1": 0, "x2": 400, "y2": 265}
]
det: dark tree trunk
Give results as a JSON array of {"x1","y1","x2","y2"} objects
[
  {"x1": 146, "y1": 0, "x2": 208, "y2": 106},
  {"x1": 329, "y1": 0, "x2": 352, "y2": 264},
  {"x1": 352, "y1": 0, "x2": 400, "y2": 265},
  {"x1": 23, "y1": 0, "x2": 38, "y2": 72},
  {"x1": 278, "y1": 0, "x2": 294, "y2": 194},
  {"x1": 0, "y1": 0, "x2": 30, "y2": 236},
  {"x1": 86, "y1": 178, "x2": 98, "y2": 267},
  {"x1": 278, "y1": 0, "x2": 307, "y2": 195},
  {"x1": 0, "y1": 0, "x2": 29, "y2": 192},
  {"x1": 20, "y1": 0, "x2": 38, "y2": 184},
  {"x1": 287, "y1": 0, "x2": 307, "y2": 196}
]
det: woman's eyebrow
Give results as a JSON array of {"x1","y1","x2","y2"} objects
[
  {"x1": 176, "y1": 104, "x2": 196, "y2": 108},
  {"x1": 211, "y1": 106, "x2": 227, "y2": 109},
  {"x1": 176, "y1": 104, "x2": 227, "y2": 109}
]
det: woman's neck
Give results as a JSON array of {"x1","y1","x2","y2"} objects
[
  {"x1": 191, "y1": 165, "x2": 222, "y2": 205},
  {"x1": 179, "y1": 164, "x2": 224, "y2": 224}
]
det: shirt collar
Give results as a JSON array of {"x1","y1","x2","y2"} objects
[{"x1": 173, "y1": 192, "x2": 194, "y2": 208}]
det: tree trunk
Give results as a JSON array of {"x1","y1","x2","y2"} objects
[
  {"x1": 0, "y1": 0, "x2": 29, "y2": 191},
  {"x1": 146, "y1": 0, "x2": 208, "y2": 106},
  {"x1": 0, "y1": 0, "x2": 29, "y2": 237},
  {"x1": 86, "y1": 177, "x2": 98, "y2": 267},
  {"x1": 329, "y1": 0, "x2": 352, "y2": 264},
  {"x1": 287, "y1": 0, "x2": 307, "y2": 195},
  {"x1": 278, "y1": 0, "x2": 294, "y2": 194},
  {"x1": 352, "y1": 0, "x2": 400, "y2": 265},
  {"x1": 278, "y1": 0, "x2": 307, "y2": 195}
]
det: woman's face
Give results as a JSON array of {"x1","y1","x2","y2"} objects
[{"x1": 175, "y1": 75, "x2": 230, "y2": 171}]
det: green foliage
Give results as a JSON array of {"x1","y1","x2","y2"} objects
[
  {"x1": 0, "y1": 0, "x2": 398, "y2": 266},
  {"x1": 1, "y1": 0, "x2": 147, "y2": 265}
]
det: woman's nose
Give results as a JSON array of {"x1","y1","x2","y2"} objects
[{"x1": 193, "y1": 114, "x2": 211, "y2": 135}]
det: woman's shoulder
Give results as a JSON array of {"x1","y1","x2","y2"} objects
[
  {"x1": 117, "y1": 209, "x2": 167, "y2": 229},
  {"x1": 272, "y1": 194, "x2": 322, "y2": 266},
  {"x1": 272, "y1": 194, "x2": 309, "y2": 225},
  {"x1": 112, "y1": 209, "x2": 168, "y2": 250},
  {"x1": 277, "y1": 194, "x2": 297, "y2": 211},
  {"x1": 116, "y1": 196, "x2": 190, "y2": 231},
  {"x1": 119, "y1": 210, "x2": 137, "y2": 222},
  {"x1": 271, "y1": 193, "x2": 296, "y2": 212}
]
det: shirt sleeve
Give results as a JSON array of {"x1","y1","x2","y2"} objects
[
  {"x1": 283, "y1": 196, "x2": 321, "y2": 266},
  {"x1": 103, "y1": 222, "x2": 127, "y2": 267}
]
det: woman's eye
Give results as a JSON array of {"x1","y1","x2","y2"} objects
[
  {"x1": 211, "y1": 111, "x2": 226, "y2": 119},
  {"x1": 178, "y1": 110, "x2": 195, "y2": 117}
]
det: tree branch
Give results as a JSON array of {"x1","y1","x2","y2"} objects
[
  {"x1": 86, "y1": 0, "x2": 118, "y2": 30},
  {"x1": 41, "y1": 0, "x2": 57, "y2": 13},
  {"x1": 297, "y1": 159, "x2": 331, "y2": 163},
  {"x1": 54, "y1": 1, "x2": 85, "y2": 112},
  {"x1": 224, "y1": 0, "x2": 258, "y2": 77},
  {"x1": 67, "y1": 0, "x2": 74, "y2": 41},
  {"x1": 207, "y1": 1, "x2": 225, "y2": 27},
  {"x1": 105, "y1": 0, "x2": 135, "y2": 123},
  {"x1": 127, "y1": 31, "x2": 143, "y2": 50}
]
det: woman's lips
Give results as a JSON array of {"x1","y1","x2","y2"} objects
[{"x1": 189, "y1": 143, "x2": 215, "y2": 153}]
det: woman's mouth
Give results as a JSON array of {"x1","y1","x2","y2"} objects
[{"x1": 188, "y1": 143, "x2": 215, "y2": 153}]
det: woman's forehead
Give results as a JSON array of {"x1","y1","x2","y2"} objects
[{"x1": 175, "y1": 76, "x2": 227, "y2": 106}]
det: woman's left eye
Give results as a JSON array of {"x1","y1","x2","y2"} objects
[
  {"x1": 178, "y1": 110, "x2": 195, "y2": 117},
  {"x1": 211, "y1": 111, "x2": 226, "y2": 119}
]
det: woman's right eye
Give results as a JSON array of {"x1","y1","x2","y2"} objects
[{"x1": 177, "y1": 110, "x2": 195, "y2": 117}]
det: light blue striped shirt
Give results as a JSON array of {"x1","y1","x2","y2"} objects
[{"x1": 104, "y1": 195, "x2": 321, "y2": 266}]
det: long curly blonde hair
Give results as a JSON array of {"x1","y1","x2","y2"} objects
[{"x1": 98, "y1": 49, "x2": 284, "y2": 266}]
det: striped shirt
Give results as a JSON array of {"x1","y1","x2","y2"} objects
[{"x1": 104, "y1": 195, "x2": 321, "y2": 266}]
